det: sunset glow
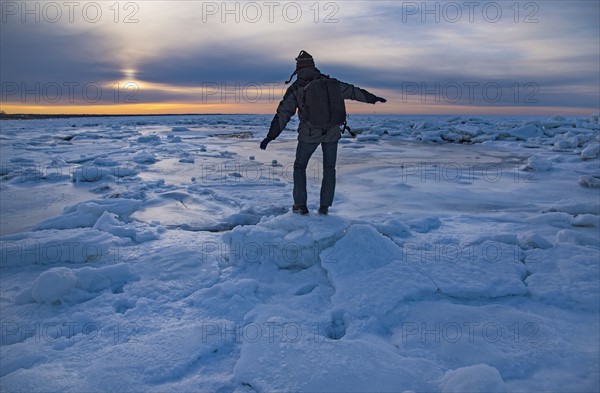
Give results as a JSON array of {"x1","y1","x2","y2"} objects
[{"x1": 1, "y1": 1, "x2": 599, "y2": 115}]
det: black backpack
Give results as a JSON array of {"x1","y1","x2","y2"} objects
[{"x1": 302, "y1": 75, "x2": 346, "y2": 130}]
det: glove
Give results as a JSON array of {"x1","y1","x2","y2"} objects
[
  {"x1": 260, "y1": 137, "x2": 272, "y2": 150},
  {"x1": 376, "y1": 97, "x2": 387, "y2": 103}
]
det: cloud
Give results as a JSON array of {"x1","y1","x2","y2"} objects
[{"x1": 1, "y1": 0, "x2": 598, "y2": 113}]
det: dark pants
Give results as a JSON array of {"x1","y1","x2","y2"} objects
[{"x1": 293, "y1": 140, "x2": 338, "y2": 207}]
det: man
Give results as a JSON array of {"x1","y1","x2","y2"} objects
[{"x1": 260, "y1": 50, "x2": 386, "y2": 215}]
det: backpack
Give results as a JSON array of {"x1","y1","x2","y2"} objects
[{"x1": 302, "y1": 75, "x2": 346, "y2": 130}]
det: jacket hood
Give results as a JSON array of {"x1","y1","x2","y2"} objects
[{"x1": 296, "y1": 66, "x2": 322, "y2": 83}]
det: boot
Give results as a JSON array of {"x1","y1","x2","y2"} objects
[
  {"x1": 318, "y1": 205, "x2": 329, "y2": 215},
  {"x1": 292, "y1": 204, "x2": 309, "y2": 215}
]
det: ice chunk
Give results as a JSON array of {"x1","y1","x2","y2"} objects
[
  {"x1": 518, "y1": 230, "x2": 553, "y2": 249},
  {"x1": 542, "y1": 115, "x2": 573, "y2": 129},
  {"x1": 581, "y1": 143, "x2": 600, "y2": 159},
  {"x1": 368, "y1": 125, "x2": 388, "y2": 135},
  {"x1": 571, "y1": 214, "x2": 600, "y2": 227},
  {"x1": 546, "y1": 197, "x2": 600, "y2": 215},
  {"x1": 505, "y1": 124, "x2": 543, "y2": 140},
  {"x1": 72, "y1": 165, "x2": 137, "y2": 182},
  {"x1": 414, "y1": 121, "x2": 437, "y2": 130},
  {"x1": 553, "y1": 134, "x2": 580, "y2": 150},
  {"x1": 556, "y1": 229, "x2": 599, "y2": 247},
  {"x1": 440, "y1": 364, "x2": 507, "y2": 393},
  {"x1": 406, "y1": 240, "x2": 528, "y2": 298},
  {"x1": 137, "y1": 134, "x2": 161, "y2": 143},
  {"x1": 526, "y1": 253, "x2": 599, "y2": 311},
  {"x1": 15, "y1": 263, "x2": 135, "y2": 304},
  {"x1": 167, "y1": 134, "x2": 182, "y2": 143},
  {"x1": 222, "y1": 213, "x2": 351, "y2": 269},
  {"x1": 356, "y1": 134, "x2": 381, "y2": 142},
  {"x1": 419, "y1": 130, "x2": 444, "y2": 143},
  {"x1": 93, "y1": 157, "x2": 119, "y2": 166},
  {"x1": 321, "y1": 225, "x2": 436, "y2": 317},
  {"x1": 0, "y1": 228, "x2": 125, "y2": 267},
  {"x1": 34, "y1": 199, "x2": 142, "y2": 230},
  {"x1": 16, "y1": 267, "x2": 77, "y2": 304},
  {"x1": 324, "y1": 224, "x2": 401, "y2": 272},
  {"x1": 578, "y1": 175, "x2": 600, "y2": 188},
  {"x1": 372, "y1": 218, "x2": 411, "y2": 238},
  {"x1": 171, "y1": 126, "x2": 190, "y2": 132},
  {"x1": 132, "y1": 151, "x2": 158, "y2": 164},
  {"x1": 405, "y1": 216, "x2": 441, "y2": 233},
  {"x1": 451, "y1": 124, "x2": 481, "y2": 136},
  {"x1": 93, "y1": 211, "x2": 158, "y2": 242},
  {"x1": 520, "y1": 155, "x2": 553, "y2": 172}
]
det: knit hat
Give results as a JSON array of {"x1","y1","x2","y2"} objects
[
  {"x1": 285, "y1": 50, "x2": 315, "y2": 84},
  {"x1": 295, "y1": 50, "x2": 315, "y2": 70}
]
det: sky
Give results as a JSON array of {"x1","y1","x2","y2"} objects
[{"x1": 1, "y1": 0, "x2": 599, "y2": 115}]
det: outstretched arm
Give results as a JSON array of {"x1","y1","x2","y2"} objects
[
  {"x1": 339, "y1": 81, "x2": 386, "y2": 104},
  {"x1": 266, "y1": 85, "x2": 298, "y2": 141}
]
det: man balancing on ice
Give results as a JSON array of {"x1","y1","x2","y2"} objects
[{"x1": 260, "y1": 50, "x2": 386, "y2": 215}]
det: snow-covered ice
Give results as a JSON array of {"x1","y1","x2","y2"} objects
[{"x1": 1, "y1": 113, "x2": 599, "y2": 392}]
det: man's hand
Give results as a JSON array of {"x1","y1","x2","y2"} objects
[
  {"x1": 260, "y1": 137, "x2": 272, "y2": 150},
  {"x1": 376, "y1": 97, "x2": 387, "y2": 103}
]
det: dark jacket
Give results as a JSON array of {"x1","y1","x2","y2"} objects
[{"x1": 267, "y1": 67, "x2": 381, "y2": 144}]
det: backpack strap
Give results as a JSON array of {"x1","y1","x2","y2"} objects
[{"x1": 325, "y1": 75, "x2": 352, "y2": 134}]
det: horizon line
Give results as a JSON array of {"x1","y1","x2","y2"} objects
[{"x1": 2, "y1": 112, "x2": 598, "y2": 120}]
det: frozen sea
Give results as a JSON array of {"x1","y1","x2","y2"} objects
[{"x1": 0, "y1": 113, "x2": 599, "y2": 392}]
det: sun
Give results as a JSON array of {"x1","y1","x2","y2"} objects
[{"x1": 122, "y1": 68, "x2": 137, "y2": 80}]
